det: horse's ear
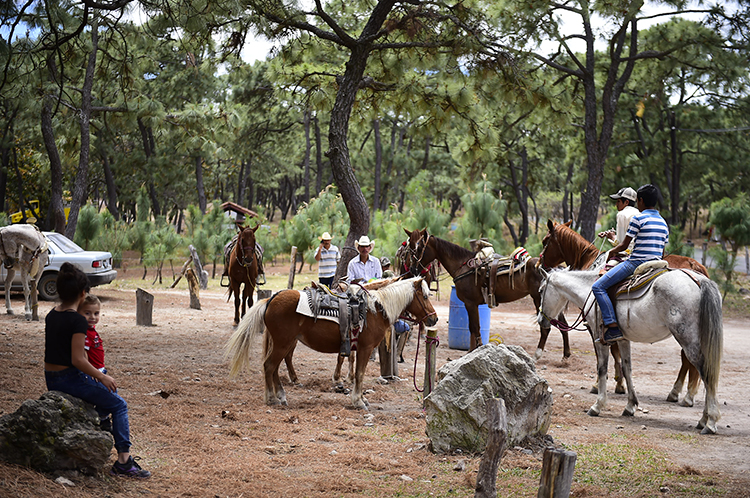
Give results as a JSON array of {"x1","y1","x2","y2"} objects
[
  {"x1": 252, "y1": 224, "x2": 260, "y2": 233},
  {"x1": 547, "y1": 219, "x2": 555, "y2": 232},
  {"x1": 563, "y1": 220, "x2": 572, "y2": 227},
  {"x1": 404, "y1": 228, "x2": 412, "y2": 237}
]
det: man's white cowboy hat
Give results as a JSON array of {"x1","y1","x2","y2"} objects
[
  {"x1": 319, "y1": 232, "x2": 333, "y2": 241},
  {"x1": 355, "y1": 235, "x2": 374, "y2": 247}
]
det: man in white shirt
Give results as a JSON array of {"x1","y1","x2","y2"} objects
[
  {"x1": 598, "y1": 187, "x2": 640, "y2": 253},
  {"x1": 314, "y1": 232, "x2": 340, "y2": 287},
  {"x1": 346, "y1": 235, "x2": 382, "y2": 283}
]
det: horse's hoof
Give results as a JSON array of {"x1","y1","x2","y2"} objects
[
  {"x1": 666, "y1": 392, "x2": 679, "y2": 403},
  {"x1": 680, "y1": 397, "x2": 694, "y2": 408},
  {"x1": 6, "y1": 310, "x2": 13, "y2": 315},
  {"x1": 622, "y1": 408, "x2": 635, "y2": 417},
  {"x1": 587, "y1": 407, "x2": 600, "y2": 417},
  {"x1": 700, "y1": 425, "x2": 717, "y2": 435},
  {"x1": 533, "y1": 349, "x2": 543, "y2": 361},
  {"x1": 590, "y1": 386, "x2": 599, "y2": 395},
  {"x1": 615, "y1": 385, "x2": 626, "y2": 395}
]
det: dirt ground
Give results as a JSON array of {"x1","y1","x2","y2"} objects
[{"x1": 1, "y1": 267, "x2": 750, "y2": 498}]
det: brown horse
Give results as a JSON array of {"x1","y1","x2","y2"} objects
[
  {"x1": 539, "y1": 219, "x2": 706, "y2": 406},
  {"x1": 226, "y1": 225, "x2": 259, "y2": 326},
  {"x1": 226, "y1": 277, "x2": 438, "y2": 409},
  {"x1": 404, "y1": 228, "x2": 571, "y2": 358}
]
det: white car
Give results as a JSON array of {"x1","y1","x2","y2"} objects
[{"x1": 1, "y1": 232, "x2": 117, "y2": 301}]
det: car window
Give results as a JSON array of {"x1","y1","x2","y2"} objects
[{"x1": 45, "y1": 233, "x2": 84, "y2": 253}]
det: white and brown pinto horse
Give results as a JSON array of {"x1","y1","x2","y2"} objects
[
  {"x1": 226, "y1": 277, "x2": 438, "y2": 410},
  {"x1": 0, "y1": 224, "x2": 49, "y2": 321},
  {"x1": 538, "y1": 268, "x2": 723, "y2": 434}
]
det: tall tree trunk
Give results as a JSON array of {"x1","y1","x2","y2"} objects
[
  {"x1": 195, "y1": 155, "x2": 207, "y2": 213},
  {"x1": 99, "y1": 142, "x2": 119, "y2": 220},
  {"x1": 314, "y1": 115, "x2": 323, "y2": 194},
  {"x1": 372, "y1": 119, "x2": 382, "y2": 211},
  {"x1": 669, "y1": 110, "x2": 680, "y2": 226},
  {"x1": 65, "y1": 17, "x2": 99, "y2": 240},
  {"x1": 236, "y1": 160, "x2": 245, "y2": 205},
  {"x1": 303, "y1": 110, "x2": 311, "y2": 203},
  {"x1": 421, "y1": 136, "x2": 431, "y2": 170},
  {"x1": 12, "y1": 148, "x2": 29, "y2": 223},
  {"x1": 137, "y1": 118, "x2": 161, "y2": 217},
  {"x1": 41, "y1": 57, "x2": 67, "y2": 234},
  {"x1": 0, "y1": 105, "x2": 19, "y2": 213}
]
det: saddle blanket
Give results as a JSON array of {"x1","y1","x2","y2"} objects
[{"x1": 295, "y1": 289, "x2": 340, "y2": 324}]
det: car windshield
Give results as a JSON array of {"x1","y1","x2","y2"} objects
[{"x1": 46, "y1": 232, "x2": 84, "y2": 253}]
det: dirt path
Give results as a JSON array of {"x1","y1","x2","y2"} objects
[{"x1": 1, "y1": 285, "x2": 749, "y2": 497}]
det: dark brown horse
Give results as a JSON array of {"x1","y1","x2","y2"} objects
[
  {"x1": 226, "y1": 277, "x2": 438, "y2": 409},
  {"x1": 404, "y1": 228, "x2": 571, "y2": 358},
  {"x1": 226, "y1": 225, "x2": 259, "y2": 326},
  {"x1": 539, "y1": 219, "x2": 706, "y2": 406}
]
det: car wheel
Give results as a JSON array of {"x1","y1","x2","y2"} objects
[{"x1": 38, "y1": 273, "x2": 58, "y2": 301}]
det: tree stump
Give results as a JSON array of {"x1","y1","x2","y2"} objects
[
  {"x1": 423, "y1": 325, "x2": 438, "y2": 399},
  {"x1": 377, "y1": 326, "x2": 398, "y2": 379},
  {"x1": 537, "y1": 447, "x2": 577, "y2": 498},
  {"x1": 186, "y1": 267, "x2": 201, "y2": 310},
  {"x1": 287, "y1": 246, "x2": 297, "y2": 289},
  {"x1": 188, "y1": 245, "x2": 208, "y2": 290},
  {"x1": 474, "y1": 398, "x2": 508, "y2": 498},
  {"x1": 136, "y1": 288, "x2": 153, "y2": 326},
  {"x1": 31, "y1": 279, "x2": 39, "y2": 321}
]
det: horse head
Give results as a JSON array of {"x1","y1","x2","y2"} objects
[
  {"x1": 539, "y1": 220, "x2": 571, "y2": 269},
  {"x1": 403, "y1": 228, "x2": 434, "y2": 278},
  {"x1": 403, "y1": 277, "x2": 438, "y2": 327},
  {"x1": 237, "y1": 225, "x2": 259, "y2": 267}
]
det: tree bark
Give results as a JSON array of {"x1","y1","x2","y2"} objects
[
  {"x1": 65, "y1": 17, "x2": 99, "y2": 240},
  {"x1": 99, "y1": 143, "x2": 119, "y2": 220},
  {"x1": 195, "y1": 155, "x2": 207, "y2": 213},
  {"x1": 314, "y1": 114, "x2": 323, "y2": 193},
  {"x1": 41, "y1": 60, "x2": 67, "y2": 234},
  {"x1": 474, "y1": 398, "x2": 508, "y2": 498},
  {"x1": 303, "y1": 110, "x2": 312, "y2": 203},
  {"x1": 373, "y1": 119, "x2": 382, "y2": 211}
]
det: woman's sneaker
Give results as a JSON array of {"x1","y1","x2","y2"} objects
[{"x1": 111, "y1": 456, "x2": 151, "y2": 478}]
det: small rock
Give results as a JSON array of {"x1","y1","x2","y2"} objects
[
  {"x1": 521, "y1": 448, "x2": 533, "y2": 455},
  {"x1": 55, "y1": 476, "x2": 75, "y2": 486},
  {"x1": 563, "y1": 394, "x2": 572, "y2": 399},
  {"x1": 330, "y1": 450, "x2": 338, "y2": 456},
  {"x1": 453, "y1": 459, "x2": 466, "y2": 471},
  {"x1": 641, "y1": 425, "x2": 647, "y2": 430},
  {"x1": 660, "y1": 485, "x2": 670, "y2": 493},
  {"x1": 400, "y1": 475, "x2": 413, "y2": 482}
]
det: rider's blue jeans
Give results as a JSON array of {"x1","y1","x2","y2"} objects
[
  {"x1": 592, "y1": 259, "x2": 639, "y2": 327},
  {"x1": 45, "y1": 367, "x2": 131, "y2": 454}
]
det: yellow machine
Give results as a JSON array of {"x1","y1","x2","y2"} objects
[{"x1": 10, "y1": 200, "x2": 70, "y2": 224}]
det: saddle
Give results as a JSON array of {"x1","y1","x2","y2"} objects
[
  {"x1": 465, "y1": 244, "x2": 530, "y2": 308},
  {"x1": 220, "y1": 237, "x2": 265, "y2": 287},
  {"x1": 302, "y1": 283, "x2": 368, "y2": 357},
  {"x1": 606, "y1": 260, "x2": 669, "y2": 303}
]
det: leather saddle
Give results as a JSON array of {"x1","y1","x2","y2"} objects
[
  {"x1": 467, "y1": 243, "x2": 530, "y2": 308},
  {"x1": 607, "y1": 260, "x2": 669, "y2": 302},
  {"x1": 304, "y1": 283, "x2": 368, "y2": 356}
]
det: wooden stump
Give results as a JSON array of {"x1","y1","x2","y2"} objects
[
  {"x1": 186, "y1": 267, "x2": 201, "y2": 310},
  {"x1": 257, "y1": 289, "x2": 272, "y2": 300},
  {"x1": 423, "y1": 325, "x2": 438, "y2": 399},
  {"x1": 188, "y1": 245, "x2": 208, "y2": 289},
  {"x1": 378, "y1": 326, "x2": 398, "y2": 379},
  {"x1": 287, "y1": 246, "x2": 297, "y2": 289},
  {"x1": 474, "y1": 398, "x2": 508, "y2": 498},
  {"x1": 136, "y1": 288, "x2": 154, "y2": 326},
  {"x1": 537, "y1": 447, "x2": 577, "y2": 498},
  {"x1": 31, "y1": 280, "x2": 39, "y2": 321}
]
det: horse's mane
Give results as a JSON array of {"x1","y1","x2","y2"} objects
[
  {"x1": 430, "y1": 235, "x2": 475, "y2": 262},
  {"x1": 555, "y1": 223, "x2": 600, "y2": 269},
  {"x1": 369, "y1": 277, "x2": 428, "y2": 323}
]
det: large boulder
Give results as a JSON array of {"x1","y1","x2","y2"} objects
[
  {"x1": 0, "y1": 391, "x2": 113, "y2": 474},
  {"x1": 425, "y1": 344, "x2": 552, "y2": 453}
]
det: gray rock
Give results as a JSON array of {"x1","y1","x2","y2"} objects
[
  {"x1": 0, "y1": 391, "x2": 113, "y2": 474},
  {"x1": 424, "y1": 344, "x2": 552, "y2": 453}
]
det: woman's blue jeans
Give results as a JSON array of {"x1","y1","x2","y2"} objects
[
  {"x1": 591, "y1": 260, "x2": 639, "y2": 327},
  {"x1": 45, "y1": 368, "x2": 131, "y2": 453}
]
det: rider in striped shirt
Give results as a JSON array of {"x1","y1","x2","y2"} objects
[{"x1": 592, "y1": 184, "x2": 669, "y2": 343}]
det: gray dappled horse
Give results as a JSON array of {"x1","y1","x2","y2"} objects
[{"x1": 0, "y1": 224, "x2": 49, "y2": 321}]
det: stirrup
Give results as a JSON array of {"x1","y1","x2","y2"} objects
[
  {"x1": 256, "y1": 273, "x2": 266, "y2": 286},
  {"x1": 219, "y1": 275, "x2": 230, "y2": 288}
]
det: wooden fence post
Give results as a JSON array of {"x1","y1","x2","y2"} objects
[
  {"x1": 423, "y1": 325, "x2": 437, "y2": 399},
  {"x1": 537, "y1": 447, "x2": 577, "y2": 498},
  {"x1": 136, "y1": 288, "x2": 154, "y2": 326},
  {"x1": 287, "y1": 246, "x2": 297, "y2": 289},
  {"x1": 378, "y1": 326, "x2": 398, "y2": 379},
  {"x1": 185, "y1": 267, "x2": 201, "y2": 310},
  {"x1": 474, "y1": 398, "x2": 508, "y2": 498}
]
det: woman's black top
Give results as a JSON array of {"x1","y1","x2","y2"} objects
[{"x1": 44, "y1": 309, "x2": 87, "y2": 367}]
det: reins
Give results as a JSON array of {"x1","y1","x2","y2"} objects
[{"x1": 539, "y1": 276, "x2": 595, "y2": 333}]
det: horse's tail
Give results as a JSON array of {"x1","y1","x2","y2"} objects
[
  {"x1": 225, "y1": 298, "x2": 269, "y2": 378},
  {"x1": 698, "y1": 279, "x2": 723, "y2": 393}
]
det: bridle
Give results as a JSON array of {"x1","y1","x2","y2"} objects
[
  {"x1": 537, "y1": 272, "x2": 592, "y2": 332},
  {"x1": 402, "y1": 285, "x2": 437, "y2": 324},
  {"x1": 405, "y1": 233, "x2": 433, "y2": 279}
]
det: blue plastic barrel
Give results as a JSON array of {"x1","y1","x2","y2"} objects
[{"x1": 448, "y1": 286, "x2": 490, "y2": 350}]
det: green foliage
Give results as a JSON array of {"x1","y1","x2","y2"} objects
[
  {"x1": 708, "y1": 245, "x2": 737, "y2": 299},
  {"x1": 143, "y1": 217, "x2": 183, "y2": 269},
  {"x1": 665, "y1": 225, "x2": 695, "y2": 258},
  {"x1": 128, "y1": 187, "x2": 153, "y2": 261},
  {"x1": 709, "y1": 195, "x2": 750, "y2": 253},
  {"x1": 453, "y1": 178, "x2": 508, "y2": 252},
  {"x1": 73, "y1": 205, "x2": 102, "y2": 250},
  {"x1": 98, "y1": 215, "x2": 129, "y2": 267},
  {"x1": 0, "y1": 214, "x2": 8, "y2": 227}
]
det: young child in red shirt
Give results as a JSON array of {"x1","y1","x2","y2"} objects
[{"x1": 79, "y1": 294, "x2": 105, "y2": 372}]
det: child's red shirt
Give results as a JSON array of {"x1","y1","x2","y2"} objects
[{"x1": 84, "y1": 326, "x2": 105, "y2": 370}]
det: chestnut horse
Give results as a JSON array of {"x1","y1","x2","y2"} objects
[
  {"x1": 226, "y1": 277, "x2": 438, "y2": 409},
  {"x1": 539, "y1": 219, "x2": 708, "y2": 406},
  {"x1": 404, "y1": 228, "x2": 571, "y2": 358},
  {"x1": 226, "y1": 225, "x2": 259, "y2": 326}
]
